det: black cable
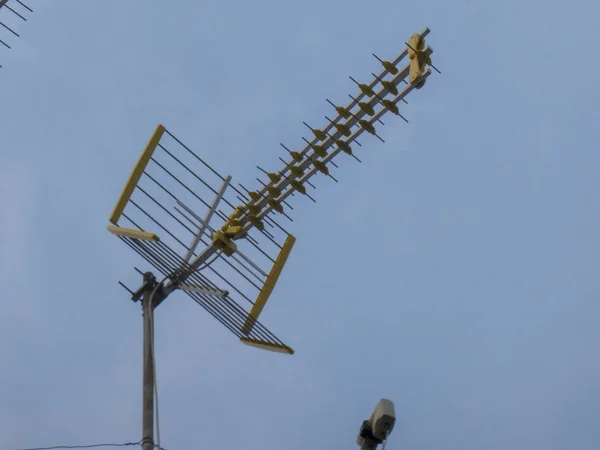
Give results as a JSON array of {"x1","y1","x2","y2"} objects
[{"x1": 12, "y1": 441, "x2": 141, "y2": 450}]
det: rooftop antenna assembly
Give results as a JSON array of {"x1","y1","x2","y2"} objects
[
  {"x1": 107, "y1": 28, "x2": 438, "y2": 450},
  {"x1": 0, "y1": 0, "x2": 33, "y2": 69}
]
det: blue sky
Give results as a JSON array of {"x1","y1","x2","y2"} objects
[{"x1": 1, "y1": 0, "x2": 599, "y2": 449}]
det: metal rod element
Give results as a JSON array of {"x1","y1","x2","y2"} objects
[
  {"x1": 179, "y1": 283, "x2": 228, "y2": 296},
  {"x1": 157, "y1": 145, "x2": 220, "y2": 198},
  {"x1": 0, "y1": 21, "x2": 19, "y2": 37},
  {"x1": 326, "y1": 112, "x2": 385, "y2": 144},
  {"x1": 153, "y1": 243, "x2": 268, "y2": 339},
  {"x1": 236, "y1": 184, "x2": 290, "y2": 236},
  {"x1": 135, "y1": 185, "x2": 197, "y2": 236},
  {"x1": 0, "y1": 38, "x2": 11, "y2": 49},
  {"x1": 142, "y1": 279, "x2": 156, "y2": 450},
  {"x1": 5, "y1": 4, "x2": 26, "y2": 20},
  {"x1": 236, "y1": 185, "x2": 289, "y2": 241},
  {"x1": 255, "y1": 176, "x2": 295, "y2": 212},
  {"x1": 234, "y1": 248, "x2": 269, "y2": 277},
  {"x1": 184, "y1": 175, "x2": 231, "y2": 262},
  {"x1": 174, "y1": 206, "x2": 202, "y2": 232},
  {"x1": 277, "y1": 158, "x2": 317, "y2": 189},
  {"x1": 147, "y1": 159, "x2": 213, "y2": 214},
  {"x1": 118, "y1": 281, "x2": 135, "y2": 296},
  {"x1": 280, "y1": 172, "x2": 317, "y2": 203},
  {"x1": 177, "y1": 200, "x2": 214, "y2": 233},
  {"x1": 370, "y1": 75, "x2": 408, "y2": 105},
  {"x1": 164, "y1": 129, "x2": 226, "y2": 181},
  {"x1": 327, "y1": 97, "x2": 385, "y2": 126},
  {"x1": 349, "y1": 76, "x2": 386, "y2": 104},
  {"x1": 255, "y1": 170, "x2": 295, "y2": 208},
  {"x1": 405, "y1": 42, "x2": 441, "y2": 73},
  {"x1": 158, "y1": 144, "x2": 239, "y2": 213},
  {"x1": 15, "y1": 0, "x2": 33, "y2": 12},
  {"x1": 373, "y1": 54, "x2": 409, "y2": 85}
]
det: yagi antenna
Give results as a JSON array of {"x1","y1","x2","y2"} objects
[
  {"x1": 109, "y1": 26, "x2": 437, "y2": 352},
  {"x1": 106, "y1": 26, "x2": 438, "y2": 450}
]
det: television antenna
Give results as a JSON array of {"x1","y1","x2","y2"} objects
[{"x1": 107, "y1": 27, "x2": 438, "y2": 450}]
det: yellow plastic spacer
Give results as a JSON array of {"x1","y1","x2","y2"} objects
[
  {"x1": 107, "y1": 226, "x2": 160, "y2": 241},
  {"x1": 109, "y1": 124, "x2": 165, "y2": 225},
  {"x1": 240, "y1": 337, "x2": 294, "y2": 355}
]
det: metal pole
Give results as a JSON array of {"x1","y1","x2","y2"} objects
[{"x1": 142, "y1": 286, "x2": 155, "y2": 450}]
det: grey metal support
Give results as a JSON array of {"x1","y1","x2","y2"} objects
[
  {"x1": 141, "y1": 274, "x2": 157, "y2": 450},
  {"x1": 184, "y1": 175, "x2": 231, "y2": 263}
]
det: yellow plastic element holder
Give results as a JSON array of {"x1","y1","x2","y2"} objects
[
  {"x1": 313, "y1": 160, "x2": 329, "y2": 175},
  {"x1": 249, "y1": 215, "x2": 265, "y2": 230},
  {"x1": 382, "y1": 80, "x2": 398, "y2": 96},
  {"x1": 382, "y1": 60, "x2": 398, "y2": 75},
  {"x1": 290, "y1": 166, "x2": 304, "y2": 177},
  {"x1": 358, "y1": 102, "x2": 375, "y2": 116},
  {"x1": 359, "y1": 83, "x2": 375, "y2": 97},
  {"x1": 240, "y1": 337, "x2": 295, "y2": 355},
  {"x1": 311, "y1": 144, "x2": 327, "y2": 158},
  {"x1": 407, "y1": 33, "x2": 432, "y2": 88},
  {"x1": 267, "y1": 198, "x2": 284, "y2": 214},
  {"x1": 312, "y1": 129, "x2": 327, "y2": 141},
  {"x1": 222, "y1": 225, "x2": 243, "y2": 237},
  {"x1": 359, "y1": 120, "x2": 376, "y2": 135},
  {"x1": 242, "y1": 234, "x2": 296, "y2": 335},
  {"x1": 335, "y1": 106, "x2": 351, "y2": 119},
  {"x1": 267, "y1": 186, "x2": 281, "y2": 197},
  {"x1": 290, "y1": 151, "x2": 303, "y2": 162},
  {"x1": 221, "y1": 206, "x2": 244, "y2": 237},
  {"x1": 289, "y1": 179, "x2": 307, "y2": 195},
  {"x1": 335, "y1": 123, "x2": 352, "y2": 137},
  {"x1": 249, "y1": 215, "x2": 265, "y2": 231},
  {"x1": 335, "y1": 139, "x2": 352, "y2": 154},
  {"x1": 109, "y1": 124, "x2": 166, "y2": 225},
  {"x1": 107, "y1": 226, "x2": 160, "y2": 241},
  {"x1": 212, "y1": 229, "x2": 238, "y2": 256},
  {"x1": 382, "y1": 100, "x2": 400, "y2": 116}
]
